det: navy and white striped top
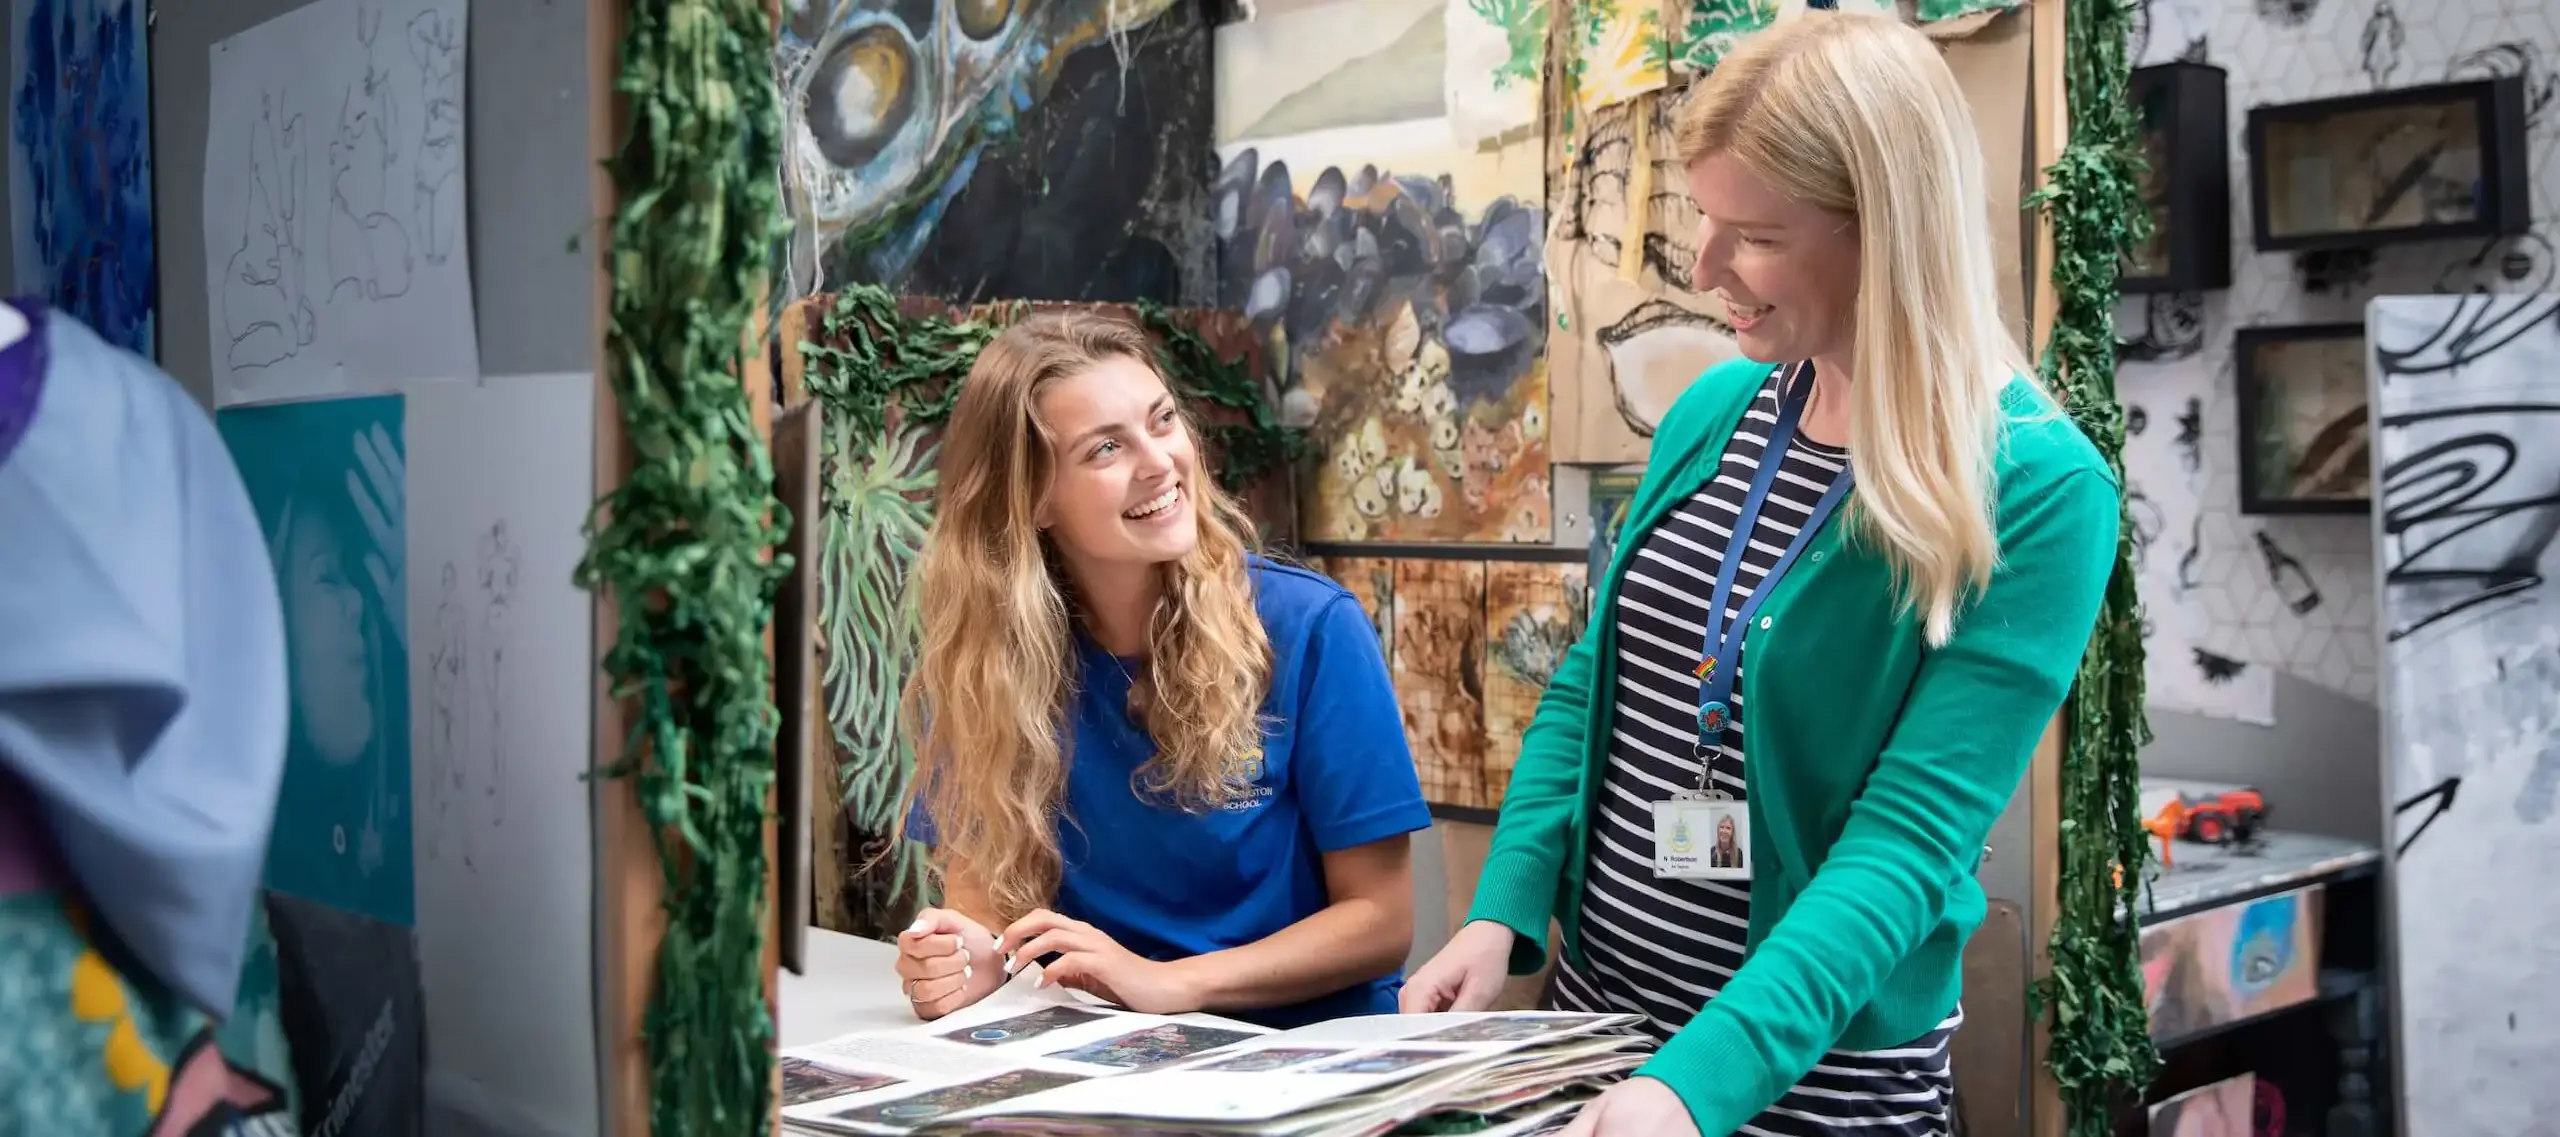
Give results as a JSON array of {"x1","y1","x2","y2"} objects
[{"x1": 1551, "y1": 367, "x2": 1962, "y2": 1136}]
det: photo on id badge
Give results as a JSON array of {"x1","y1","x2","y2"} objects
[{"x1": 1654, "y1": 798, "x2": 1749, "y2": 881}]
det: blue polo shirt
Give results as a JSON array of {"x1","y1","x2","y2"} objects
[{"x1": 909, "y1": 558, "x2": 1430, "y2": 1028}]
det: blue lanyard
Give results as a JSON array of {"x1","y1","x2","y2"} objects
[{"x1": 1693, "y1": 367, "x2": 1854, "y2": 760}]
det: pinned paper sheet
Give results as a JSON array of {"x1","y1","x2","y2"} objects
[
  {"x1": 1445, "y1": 0, "x2": 1545, "y2": 146},
  {"x1": 202, "y1": 0, "x2": 478, "y2": 408},
  {"x1": 403, "y1": 371, "x2": 599, "y2": 1137}
]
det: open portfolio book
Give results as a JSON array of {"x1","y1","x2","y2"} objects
[{"x1": 779, "y1": 973, "x2": 1649, "y2": 1136}]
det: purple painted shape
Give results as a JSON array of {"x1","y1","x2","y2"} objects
[
  {"x1": 0, "y1": 297, "x2": 48, "y2": 471},
  {"x1": 0, "y1": 771, "x2": 65, "y2": 897}
]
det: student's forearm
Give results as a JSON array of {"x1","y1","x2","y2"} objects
[{"x1": 1167, "y1": 894, "x2": 1411, "y2": 1013}]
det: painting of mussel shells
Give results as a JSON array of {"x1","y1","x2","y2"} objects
[
  {"x1": 775, "y1": 0, "x2": 1216, "y2": 305},
  {"x1": 1212, "y1": 0, "x2": 1553, "y2": 544},
  {"x1": 2234, "y1": 324, "x2": 2371, "y2": 513}
]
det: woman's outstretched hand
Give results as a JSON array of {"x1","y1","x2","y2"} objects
[
  {"x1": 1398, "y1": 919, "x2": 1516, "y2": 1013},
  {"x1": 897, "y1": 907, "x2": 1002, "y2": 1020},
  {"x1": 998, "y1": 909, "x2": 1202, "y2": 1014}
]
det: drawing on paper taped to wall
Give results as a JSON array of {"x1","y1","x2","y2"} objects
[
  {"x1": 221, "y1": 92, "x2": 318, "y2": 374},
  {"x1": 406, "y1": 5, "x2": 461, "y2": 265},
  {"x1": 202, "y1": 0, "x2": 478, "y2": 409},
  {"x1": 324, "y1": 4, "x2": 413, "y2": 305},
  {"x1": 423, "y1": 520, "x2": 519, "y2": 870}
]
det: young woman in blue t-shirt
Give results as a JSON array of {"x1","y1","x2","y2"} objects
[{"x1": 889, "y1": 312, "x2": 1433, "y2": 1029}]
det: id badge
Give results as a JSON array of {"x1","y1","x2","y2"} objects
[{"x1": 1652, "y1": 797, "x2": 1752, "y2": 881}]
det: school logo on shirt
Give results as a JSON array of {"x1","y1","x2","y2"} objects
[{"x1": 1219, "y1": 746, "x2": 1274, "y2": 812}]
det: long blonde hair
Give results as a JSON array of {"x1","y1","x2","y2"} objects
[
  {"x1": 896, "y1": 313, "x2": 1273, "y2": 921},
  {"x1": 1675, "y1": 11, "x2": 2028, "y2": 644}
]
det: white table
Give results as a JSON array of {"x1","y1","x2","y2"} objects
[{"x1": 778, "y1": 927, "x2": 919, "y2": 1047}]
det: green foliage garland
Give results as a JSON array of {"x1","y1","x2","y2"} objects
[
  {"x1": 795, "y1": 285, "x2": 1309, "y2": 936},
  {"x1": 574, "y1": 0, "x2": 788, "y2": 1132},
  {"x1": 2026, "y1": 0, "x2": 2161, "y2": 1131}
]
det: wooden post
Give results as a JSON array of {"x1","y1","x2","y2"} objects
[
  {"x1": 774, "y1": 299, "x2": 852, "y2": 937},
  {"x1": 589, "y1": 4, "x2": 789, "y2": 1132},
  {"x1": 2025, "y1": 0, "x2": 2072, "y2": 1133},
  {"x1": 586, "y1": 0, "x2": 661, "y2": 1132}
]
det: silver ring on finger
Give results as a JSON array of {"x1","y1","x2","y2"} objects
[{"x1": 902, "y1": 978, "x2": 921, "y2": 1002}]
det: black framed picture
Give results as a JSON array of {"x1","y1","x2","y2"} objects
[
  {"x1": 2123, "y1": 62, "x2": 2231, "y2": 293},
  {"x1": 2234, "y1": 323, "x2": 2370, "y2": 515},
  {"x1": 2245, "y1": 77, "x2": 2530, "y2": 253}
]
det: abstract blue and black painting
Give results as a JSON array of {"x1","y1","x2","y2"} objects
[{"x1": 8, "y1": 0, "x2": 156, "y2": 358}]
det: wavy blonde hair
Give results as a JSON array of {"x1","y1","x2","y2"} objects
[
  {"x1": 895, "y1": 313, "x2": 1273, "y2": 921},
  {"x1": 1676, "y1": 10, "x2": 2031, "y2": 644}
]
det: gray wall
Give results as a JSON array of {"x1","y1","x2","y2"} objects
[
  {"x1": 2144, "y1": 684, "x2": 2383, "y2": 842},
  {"x1": 151, "y1": 0, "x2": 595, "y2": 407}
]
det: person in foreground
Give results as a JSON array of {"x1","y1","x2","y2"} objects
[
  {"x1": 890, "y1": 313, "x2": 1432, "y2": 1029},
  {"x1": 1402, "y1": 12, "x2": 2122, "y2": 1137},
  {"x1": 0, "y1": 300, "x2": 301, "y2": 1133}
]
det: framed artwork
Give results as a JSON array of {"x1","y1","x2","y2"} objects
[
  {"x1": 2234, "y1": 323, "x2": 2370, "y2": 515},
  {"x1": 2122, "y1": 62, "x2": 2230, "y2": 293},
  {"x1": 2246, "y1": 77, "x2": 2530, "y2": 253}
]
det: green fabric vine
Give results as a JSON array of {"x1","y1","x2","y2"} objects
[
  {"x1": 2026, "y1": 0, "x2": 2161, "y2": 1130},
  {"x1": 794, "y1": 285, "x2": 1308, "y2": 937},
  {"x1": 574, "y1": 1, "x2": 788, "y2": 1133}
]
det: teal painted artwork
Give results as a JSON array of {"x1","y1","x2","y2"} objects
[{"x1": 217, "y1": 394, "x2": 413, "y2": 928}]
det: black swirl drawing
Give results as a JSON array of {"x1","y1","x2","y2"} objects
[
  {"x1": 2363, "y1": 280, "x2": 2560, "y2": 865},
  {"x1": 2373, "y1": 297, "x2": 2560, "y2": 645},
  {"x1": 2121, "y1": 292, "x2": 2206, "y2": 361},
  {"x1": 2436, "y1": 229, "x2": 2555, "y2": 297},
  {"x1": 2446, "y1": 42, "x2": 2556, "y2": 131}
]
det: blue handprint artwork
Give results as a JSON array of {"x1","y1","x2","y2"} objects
[{"x1": 218, "y1": 394, "x2": 415, "y2": 928}]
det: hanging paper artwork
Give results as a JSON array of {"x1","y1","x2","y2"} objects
[
  {"x1": 1546, "y1": 5, "x2": 2033, "y2": 464},
  {"x1": 1916, "y1": 0, "x2": 2023, "y2": 23},
  {"x1": 1446, "y1": 0, "x2": 1548, "y2": 146},
  {"x1": 6, "y1": 0, "x2": 155, "y2": 357},
  {"x1": 1483, "y1": 561, "x2": 1589, "y2": 807},
  {"x1": 777, "y1": 0, "x2": 1216, "y2": 305},
  {"x1": 1216, "y1": 0, "x2": 1553, "y2": 543},
  {"x1": 1569, "y1": 0, "x2": 1670, "y2": 116},
  {"x1": 217, "y1": 394, "x2": 416, "y2": 929},
  {"x1": 1308, "y1": 556, "x2": 1588, "y2": 813},
  {"x1": 1671, "y1": 0, "x2": 1777, "y2": 75}
]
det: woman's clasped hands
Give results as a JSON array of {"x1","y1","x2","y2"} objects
[{"x1": 897, "y1": 907, "x2": 1203, "y2": 1019}]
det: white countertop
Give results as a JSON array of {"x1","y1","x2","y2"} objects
[{"x1": 778, "y1": 927, "x2": 920, "y2": 1048}]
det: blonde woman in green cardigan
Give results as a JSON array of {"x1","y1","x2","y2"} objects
[{"x1": 1401, "y1": 13, "x2": 2120, "y2": 1137}]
